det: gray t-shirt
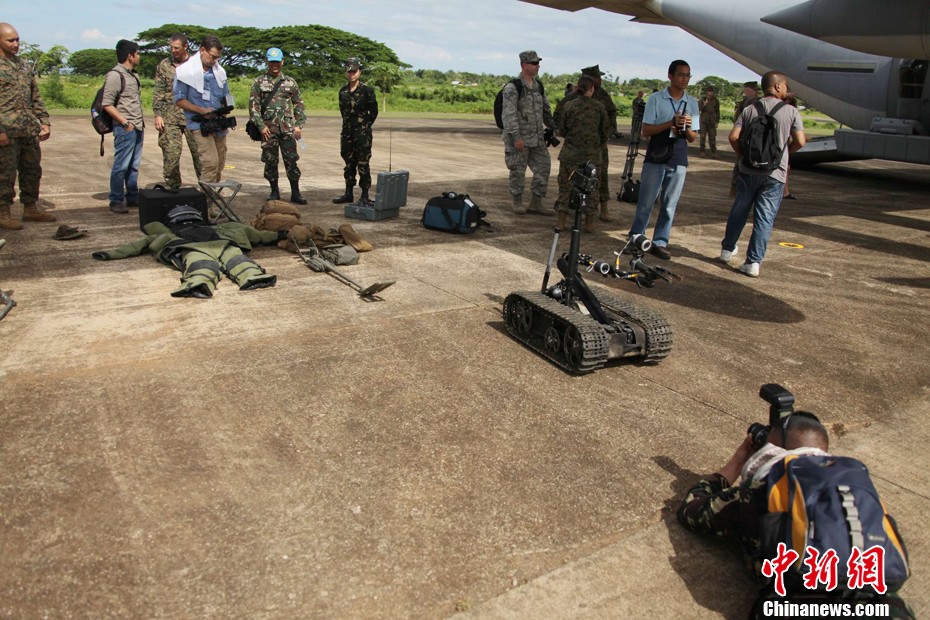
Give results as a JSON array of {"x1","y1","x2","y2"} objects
[
  {"x1": 102, "y1": 64, "x2": 143, "y2": 128},
  {"x1": 735, "y1": 97, "x2": 803, "y2": 183}
]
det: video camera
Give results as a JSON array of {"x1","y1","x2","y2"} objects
[
  {"x1": 544, "y1": 126, "x2": 561, "y2": 147},
  {"x1": 192, "y1": 105, "x2": 237, "y2": 136},
  {"x1": 747, "y1": 383, "x2": 796, "y2": 448}
]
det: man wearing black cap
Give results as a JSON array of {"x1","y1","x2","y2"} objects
[
  {"x1": 554, "y1": 65, "x2": 617, "y2": 223},
  {"x1": 333, "y1": 57, "x2": 378, "y2": 206},
  {"x1": 500, "y1": 50, "x2": 555, "y2": 215}
]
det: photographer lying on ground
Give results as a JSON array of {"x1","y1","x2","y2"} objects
[{"x1": 677, "y1": 394, "x2": 913, "y2": 618}]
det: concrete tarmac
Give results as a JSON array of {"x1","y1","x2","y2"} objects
[{"x1": 1, "y1": 116, "x2": 927, "y2": 618}]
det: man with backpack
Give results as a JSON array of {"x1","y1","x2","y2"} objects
[
  {"x1": 500, "y1": 50, "x2": 555, "y2": 215},
  {"x1": 677, "y1": 412, "x2": 913, "y2": 617},
  {"x1": 101, "y1": 40, "x2": 144, "y2": 215},
  {"x1": 0, "y1": 22, "x2": 55, "y2": 229},
  {"x1": 720, "y1": 71, "x2": 805, "y2": 277}
]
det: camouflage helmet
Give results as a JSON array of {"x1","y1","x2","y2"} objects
[{"x1": 166, "y1": 205, "x2": 204, "y2": 227}]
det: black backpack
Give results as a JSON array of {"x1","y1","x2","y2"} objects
[
  {"x1": 90, "y1": 70, "x2": 127, "y2": 156},
  {"x1": 740, "y1": 100, "x2": 788, "y2": 170},
  {"x1": 494, "y1": 78, "x2": 545, "y2": 129}
]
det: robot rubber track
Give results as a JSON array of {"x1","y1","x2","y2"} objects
[{"x1": 503, "y1": 287, "x2": 673, "y2": 374}]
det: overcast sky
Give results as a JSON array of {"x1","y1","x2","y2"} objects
[{"x1": 8, "y1": 0, "x2": 751, "y2": 81}]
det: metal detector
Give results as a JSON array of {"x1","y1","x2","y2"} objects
[{"x1": 291, "y1": 236, "x2": 395, "y2": 300}]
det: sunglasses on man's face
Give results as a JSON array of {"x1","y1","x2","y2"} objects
[{"x1": 526, "y1": 61, "x2": 540, "y2": 66}]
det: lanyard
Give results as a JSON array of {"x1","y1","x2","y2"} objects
[{"x1": 669, "y1": 96, "x2": 687, "y2": 117}]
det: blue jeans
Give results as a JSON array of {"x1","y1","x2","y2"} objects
[
  {"x1": 629, "y1": 161, "x2": 688, "y2": 247},
  {"x1": 109, "y1": 125, "x2": 144, "y2": 205},
  {"x1": 721, "y1": 173, "x2": 785, "y2": 264}
]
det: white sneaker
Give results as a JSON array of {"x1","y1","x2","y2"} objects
[
  {"x1": 740, "y1": 262, "x2": 760, "y2": 277},
  {"x1": 720, "y1": 244, "x2": 738, "y2": 262}
]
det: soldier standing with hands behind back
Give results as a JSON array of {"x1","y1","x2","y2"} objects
[
  {"x1": 333, "y1": 58, "x2": 378, "y2": 206},
  {"x1": 698, "y1": 85, "x2": 720, "y2": 158},
  {"x1": 153, "y1": 33, "x2": 202, "y2": 189},
  {"x1": 0, "y1": 22, "x2": 54, "y2": 230},
  {"x1": 249, "y1": 47, "x2": 307, "y2": 205}
]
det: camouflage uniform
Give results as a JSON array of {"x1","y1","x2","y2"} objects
[
  {"x1": 0, "y1": 54, "x2": 48, "y2": 222},
  {"x1": 677, "y1": 472, "x2": 915, "y2": 618},
  {"x1": 501, "y1": 78, "x2": 553, "y2": 198},
  {"x1": 698, "y1": 93, "x2": 720, "y2": 155},
  {"x1": 338, "y1": 82, "x2": 378, "y2": 191},
  {"x1": 249, "y1": 72, "x2": 306, "y2": 184},
  {"x1": 555, "y1": 96, "x2": 609, "y2": 213},
  {"x1": 153, "y1": 56, "x2": 201, "y2": 188}
]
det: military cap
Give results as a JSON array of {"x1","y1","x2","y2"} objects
[
  {"x1": 743, "y1": 80, "x2": 759, "y2": 88},
  {"x1": 344, "y1": 57, "x2": 362, "y2": 71},
  {"x1": 581, "y1": 65, "x2": 605, "y2": 77},
  {"x1": 519, "y1": 50, "x2": 542, "y2": 64},
  {"x1": 266, "y1": 47, "x2": 284, "y2": 62}
]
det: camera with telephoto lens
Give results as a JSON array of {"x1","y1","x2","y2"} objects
[
  {"x1": 544, "y1": 126, "x2": 561, "y2": 147},
  {"x1": 192, "y1": 105, "x2": 237, "y2": 136},
  {"x1": 747, "y1": 383, "x2": 796, "y2": 448}
]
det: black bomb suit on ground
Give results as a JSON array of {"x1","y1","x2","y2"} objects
[{"x1": 92, "y1": 206, "x2": 283, "y2": 298}]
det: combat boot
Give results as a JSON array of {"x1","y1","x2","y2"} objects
[
  {"x1": 267, "y1": 180, "x2": 280, "y2": 201},
  {"x1": 584, "y1": 212, "x2": 595, "y2": 233},
  {"x1": 22, "y1": 203, "x2": 56, "y2": 223},
  {"x1": 289, "y1": 180, "x2": 307, "y2": 205},
  {"x1": 528, "y1": 194, "x2": 546, "y2": 214},
  {"x1": 0, "y1": 205, "x2": 23, "y2": 230},
  {"x1": 332, "y1": 183, "x2": 354, "y2": 204},
  {"x1": 598, "y1": 202, "x2": 613, "y2": 223},
  {"x1": 512, "y1": 194, "x2": 526, "y2": 215},
  {"x1": 358, "y1": 187, "x2": 373, "y2": 206}
]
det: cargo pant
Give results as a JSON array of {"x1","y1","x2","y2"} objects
[
  {"x1": 340, "y1": 124, "x2": 373, "y2": 190},
  {"x1": 598, "y1": 143, "x2": 610, "y2": 204},
  {"x1": 158, "y1": 123, "x2": 202, "y2": 189},
  {"x1": 262, "y1": 132, "x2": 301, "y2": 183},
  {"x1": 504, "y1": 144, "x2": 550, "y2": 198},
  {"x1": 0, "y1": 136, "x2": 42, "y2": 208},
  {"x1": 171, "y1": 240, "x2": 275, "y2": 298},
  {"x1": 192, "y1": 133, "x2": 227, "y2": 184}
]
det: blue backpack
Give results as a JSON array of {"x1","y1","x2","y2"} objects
[{"x1": 759, "y1": 454, "x2": 910, "y2": 594}]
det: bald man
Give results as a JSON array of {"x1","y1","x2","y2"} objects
[{"x1": 0, "y1": 22, "x2": 54, "y2": 230}]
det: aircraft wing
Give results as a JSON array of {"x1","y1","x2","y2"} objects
[{"x1": 519, "y1": 0, "x2": 673, "y2": 25}]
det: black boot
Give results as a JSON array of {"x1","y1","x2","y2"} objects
[
  {"x1": 267, "y1": 180, "x2": 280, "y2": 201},
  {"x1": 289, "y1": 179, "x2": 307, "y2": 205},
  {"x1": 333, "y1": 183, "x2": 354, "y2": 204},
  {"x1": 359, "y1": 187, "x2": 373, "y2": 206}
]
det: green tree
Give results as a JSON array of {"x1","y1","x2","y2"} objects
[
  {"x1": 68, "y1": 48, "x2": 116, "y2": 76},
  {"x1": 135, "y1": 24, "x2": 407, "y2": 86},
  {"x1": 367, "y1": 62, "x2": 404, "y2": 112}
]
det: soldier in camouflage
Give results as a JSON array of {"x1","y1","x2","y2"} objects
[
  {"x1": 501, "y1": 50, "x2": 555, "y2": 215},
  {"x1": 249, "y1": 47, "x2": 307, "y2": 205},
  {"x1": 555, "y1": 76, "x2": 610, "y2": 231},
  {"x1": 563, "y1": 65, "x2": 617, "y2": 222},
  {"x1": 153, "y1": 33, "x2": 202, "y2": 189},
  {"x1": 698, "y1": 86, "x2": 720, "y2": 158},
  {"x1": 333, "y1": 58, "x2": 378, "y2": 206},
  {"x1": 0, "y1": 22, "x2": 55, "y2": 230}
]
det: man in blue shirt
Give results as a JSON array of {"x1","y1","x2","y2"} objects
[
  {"x1": 174, "y1": 35, "x2": 232, "y2": 183},
  {"x1": 628, "y1": 59, "x2": 699, "y2": 260}
]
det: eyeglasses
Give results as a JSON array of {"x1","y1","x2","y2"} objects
[
  {"x1": 203, "y1": 50, "x2": 222, "y2": 61},
  {"x1": 526, "y1": 61, "x2": 540, "y2": 66}
]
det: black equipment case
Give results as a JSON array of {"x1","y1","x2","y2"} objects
[{"x1": 139, "y1": 185, "x2": 209, "y2": 231}]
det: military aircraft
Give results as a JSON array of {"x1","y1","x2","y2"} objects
[{"x1": 522, "y1": 0, "x2": 930, "y2": 165}]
